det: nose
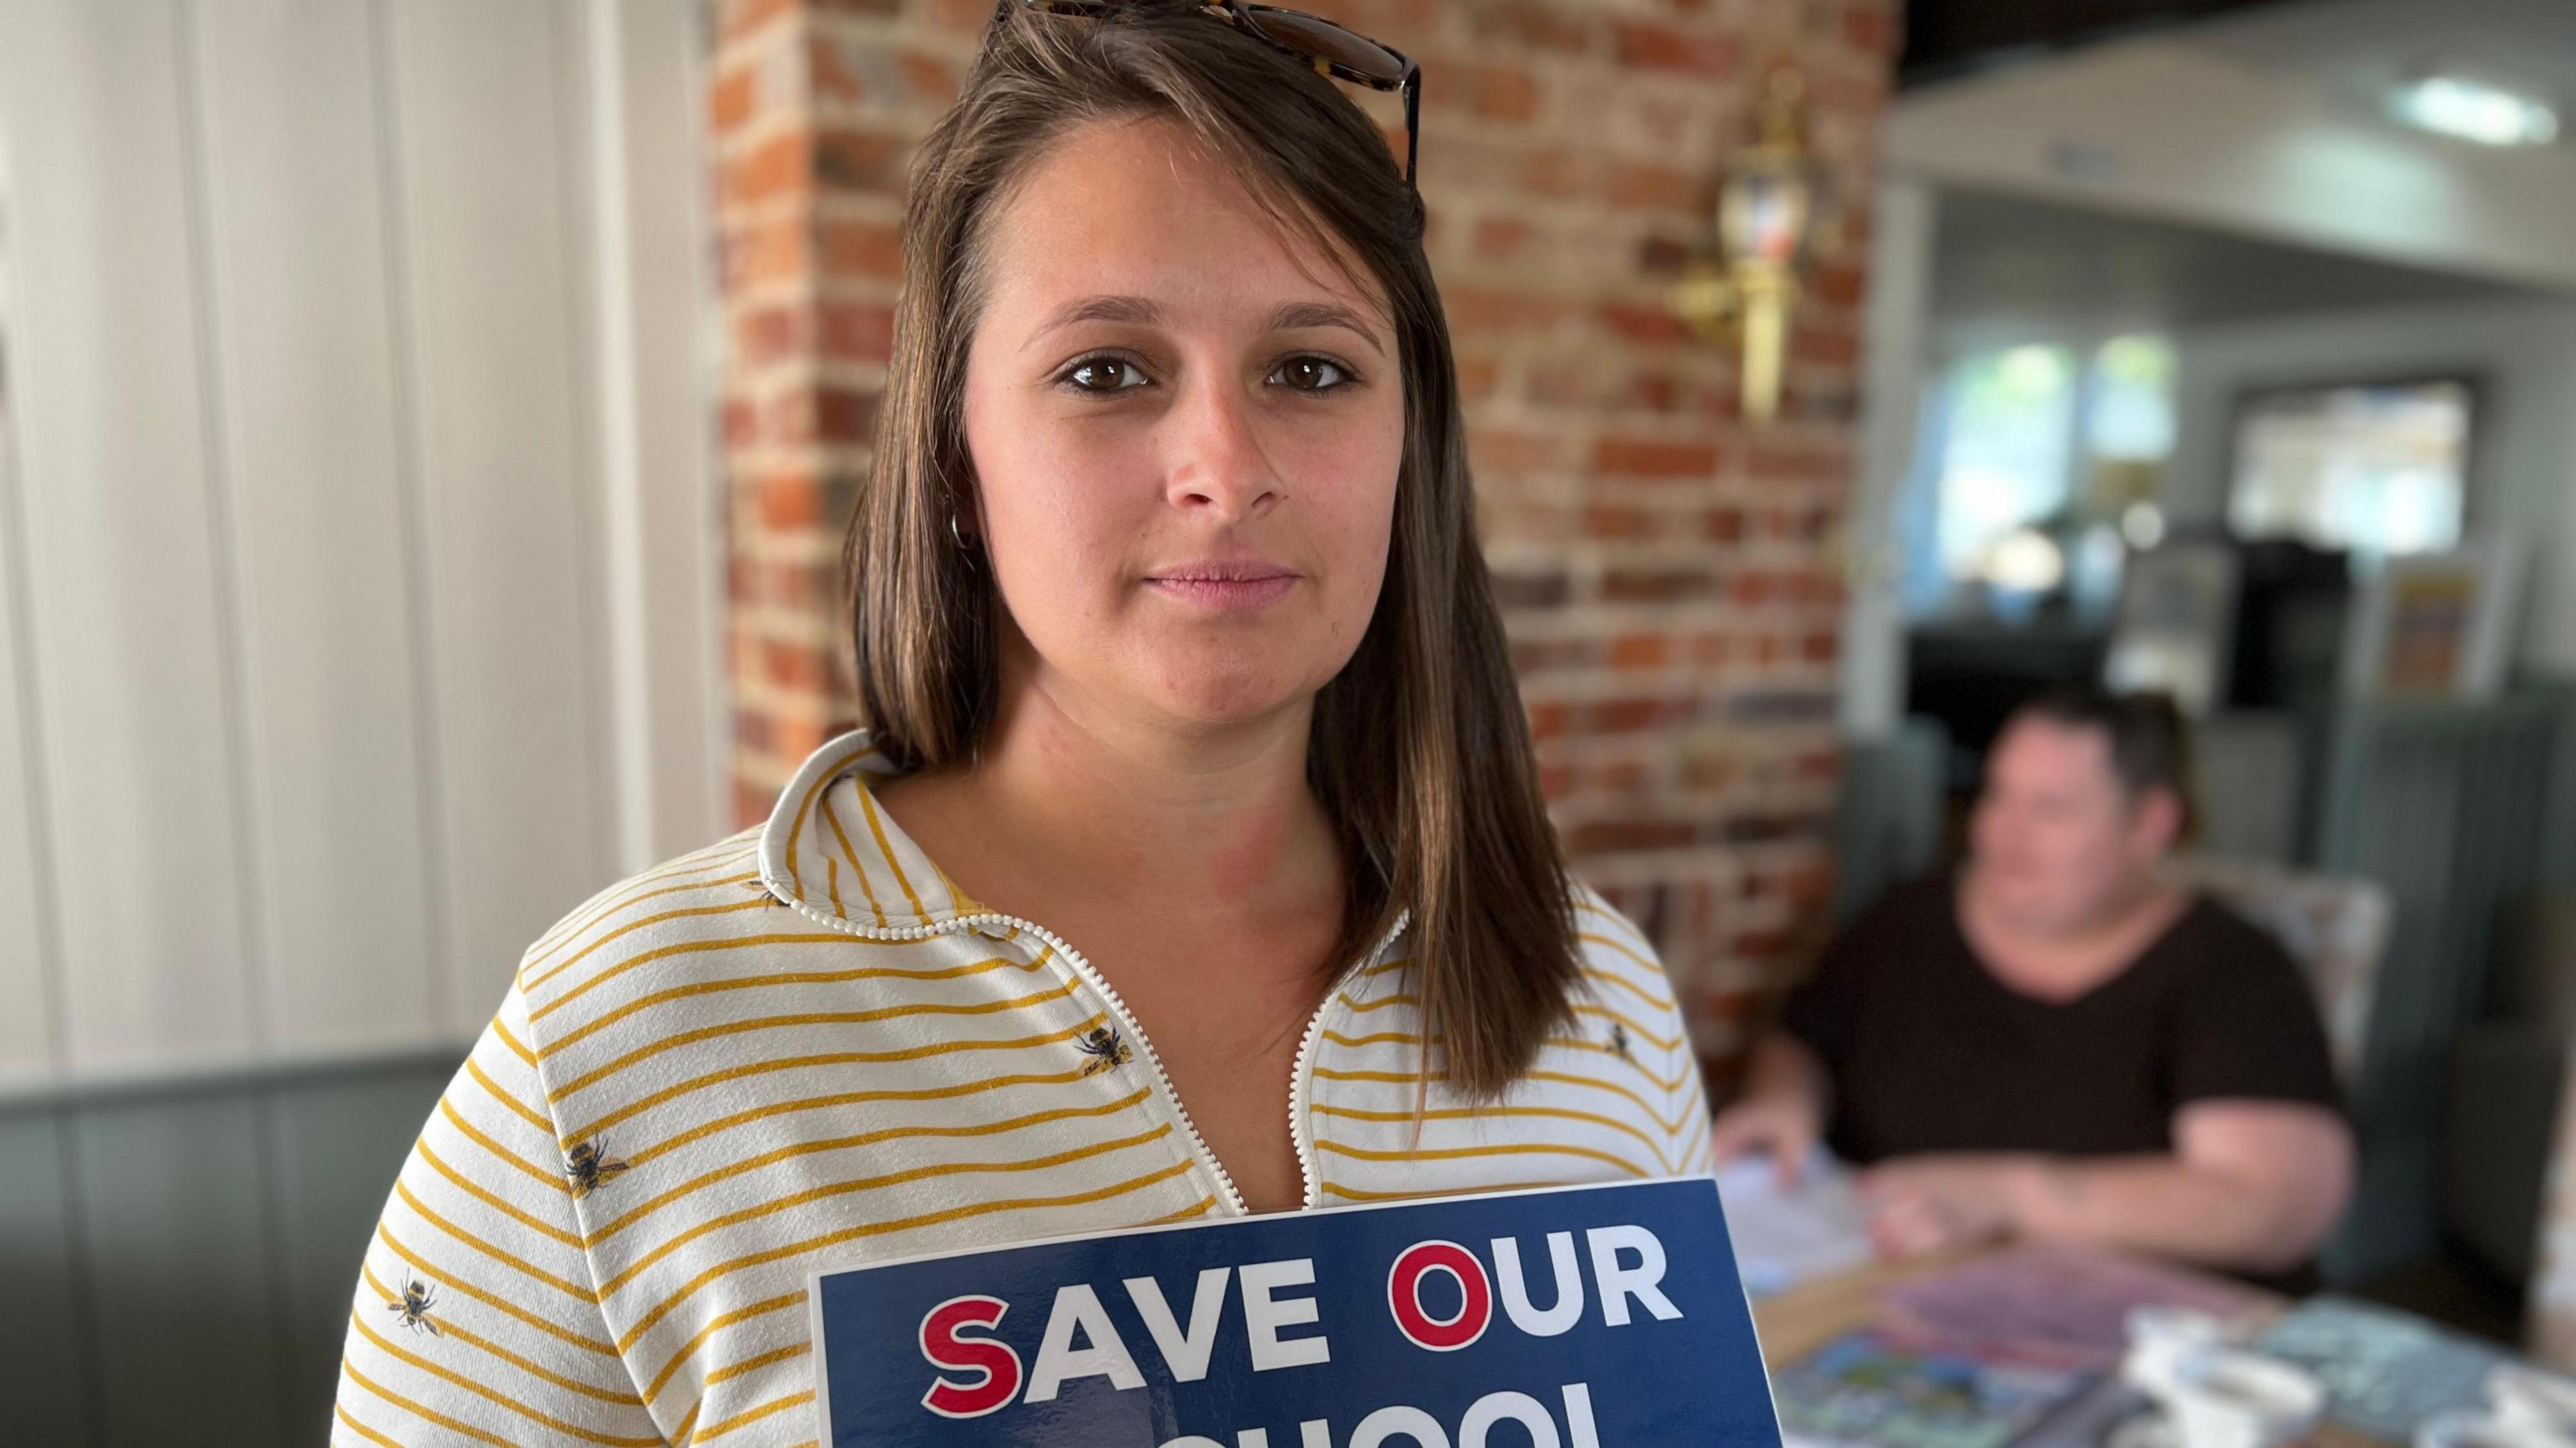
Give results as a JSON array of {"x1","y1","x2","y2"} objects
[{"x1": 1161, "y1": 374, "x2": 1283, "y2": 522}]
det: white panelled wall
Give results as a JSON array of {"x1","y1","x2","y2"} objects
[{"x1": 0, "y1": 0, "x2": 728, "y2": 1091}]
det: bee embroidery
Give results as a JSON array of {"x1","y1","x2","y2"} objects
[
  {"x1": 564, "y1": 1138, "x2": 631, "y2": 1199},
  {"x1": 1075, "y1": 1025, "x2": 1133, "y2": 1077},
  {"x1": 741, "y1": 879, "x2": 788, "y2": 908},
  {"x1": 386, "y1": 1272, "x2": 441, "y2": 1337},
  {"x1": 1607, "y1": 1023, "x2": 1632, "y2": 1061}
]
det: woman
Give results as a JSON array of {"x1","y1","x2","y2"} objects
[
  {"x1": 331, "y1": 4, "x2": 1711, "y2": 1443},
  {"x1": 1710, "y1": 687, "x2": 2352, "y2": 1284}
]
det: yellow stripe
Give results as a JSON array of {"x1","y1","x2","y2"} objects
[
  {"x1": 824, "y1": 854, "x2": 845, "y2": 919},
  {"x1": 1575, "y1": 895, "x2": 1655, "y2": 950},
  {"x1": 705, "y1": 1339, "x2": 808, "y2": 1390},
  {"x1": 598, "y1": 1124, "x2": 1173, "y2": 1297},
  {"x1": 1322, "y1": 1028, "x2": 1440, "y2": 1050},
  {"x1": 1523, "y1": 1068, "x2": 1697, "y2": 1133},
  {"x1": 333, "y1": 1402, "x2": 407, "y2": 1448},
  {"x1": 668, "y1": 1403, "x2": 700, "y2": 1445},
  {"x1": 928, "y1": 858, "x2": 977, "y2": 916},
  {"x1": 396, "y1": 1181, "x2": 594, "y2": 1300},
  {"x1": 625, "y1": 1068, "x2": 1093, "y2": 1170},
  {"x1": 1568, "y1": 1001, "x2": 1682, "y2": 1053},
  {"x1": 1578, "y1": 958, "x2": 1674, "y2": 1011},
  {"x1": 1546, "y1": 1035, "x2": 1693, "y2": 1093},
  {"x1": 343, "y1": 1361, "x2": 543, "y2": 1448},
  {"x1": 466, "y1": 1058, "x2": 555, "y2": 1136},
  {"x1": 348, "y1": 1310, "x2": 661, "y2": 1446},
  {"x1": 540, "y1": 951, "x2": 1050, "y2": 1059},
  {"x1": 417, "y1": 1141, "x2": 583, "y2": 1248},
  {"x1": 492, "y1": 1019, "x2": 539, "y2": 1070},
  {"x1": 1313, "y1": 1136, "x2": 1653, "y2": 1178},
  {"x1": 440, "y1": 1097, "x2": 570, "y2": 1194},
  {"x1": 521, "y1": 897, "x2": 775, "y2": 997},
  {"x1": 1576, "y1": 932, "x2": 1678, "y2": 1002},
  {"x1": 1341, "y1": 992, "x2": 1418, "y2": 1014},
  {"x1": 1311, "y1": 1103, "x2": 1674, "y2": 1172},
  {"x1": 855, "y1": 778, "x2": 930, "y2": 919},
  {"x1": 694, "y1": 1390, "x2": 813, "y2": 1443},
  {"x1": 523, "y1": 846, "x2": 756, "y2": 962},
  {"x1": 821, "y1": 793, "x2": 889, "y2": 928},
  {"x1": 376, "y1": 1225, "x2": 616, "y2": 1356},
  {"x1": 362, "y1": 1266, "x2": 637, "y2": 1405},
  {"x1": 1144, "y1": 1194, "x2": 1219, "y2": 1225},
  {"x1": 563, "y1": 1017, "x2": 1108, "y2": 1146},
  {"x1": 615, "y1": 1158, "x2": 1195, "y2": 1350},
  {"x1": 782, "y1": 734, "x2": 873, "y2": 900},
  {"x1": 590, "y1": 1091, "x2": 1152, "y2": 1246},
  {"x1": 547, "y1": 982, "x2": 1083, "y2": 1106},
  {"x1": 1308, "y1": 1065, "x2": 1697, "y2": 1135},
  {"x1": 1322, "y1": 1178, "x2": 1567, "y2": 1202},
  {"x1": 532, "y1": 931, "x2": 924, "y2": 1027},
  {"x1": 643, "y1": 1291, "x2": 803, "y2": 1404}
]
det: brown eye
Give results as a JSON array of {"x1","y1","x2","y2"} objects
[
  {"x1": 1273, "y1": 355, "x2": 1353, "y2": 392},
  {"x1": 1063, "y1": 355, "x2": 1149, "y2": 393}
]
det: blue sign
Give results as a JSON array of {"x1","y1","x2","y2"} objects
[{"x1": 806, "y1": 1176, "x2": 1781, "y2": 1446}]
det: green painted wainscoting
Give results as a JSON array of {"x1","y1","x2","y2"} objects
[{"x1": 0, "y1": 1048, "x2": 464, "y2": 1446}]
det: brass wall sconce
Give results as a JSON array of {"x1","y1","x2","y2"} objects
[{"x1": 1669, "y1": 65, "x2": 1833, "y2": 425}]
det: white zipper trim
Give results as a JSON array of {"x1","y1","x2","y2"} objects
[
  {"x1": 760, "y1": 869, "x2": 1254, "y2": 1217},
  {"x1": 1289, "y1": 911, "x2": 1411, "y2": 1211}
]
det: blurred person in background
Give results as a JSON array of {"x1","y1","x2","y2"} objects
[{"x1": 1710, "y1": 686, "x2": 2353, "y2": 1285}]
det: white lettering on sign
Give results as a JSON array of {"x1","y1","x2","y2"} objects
[
  {"x1": 1350, "y1": 1405, "x2": 1450, "y2": 1447},
  {"x1": 1460, "y1": 1390, "x2": 1562, "y2": 1448},
  {"x1": 1023, "y1": 1284, "x2": 1146, "y2": 1403},
  {"x1": 1584, "y1": 1225, "x2": 1681, "y2": 1328},
  {"x1": 1200, "y1": 1384, "x2": 1597, "y2": 1448},
  {"x1": 1239, "y1": 1257, "x2": 1332, "y2": 1372},
  {"x1": 1490, "y1": 1232, "x2": 1585, "y2": 1337},
  {"x1": 1124, "y1": 1268, "x2": 1232, "y2": 1383}
]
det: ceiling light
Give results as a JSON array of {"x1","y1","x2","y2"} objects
[{"x1": 2387, "y1": 74, "x2": 2560, "y2": 148}]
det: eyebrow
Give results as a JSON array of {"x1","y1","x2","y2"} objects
[{"x1": 1024, "y1": 294, "x2": 1387, "y2": 356}]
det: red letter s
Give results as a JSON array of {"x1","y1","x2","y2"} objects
[{"x1": 918, "y1": 1294, "x2": 1023, "y2": 1418}]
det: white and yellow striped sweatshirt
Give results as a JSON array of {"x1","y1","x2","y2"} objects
[{"x1": 331, "y1": 728, "x2": 1717, "y2": 1447}]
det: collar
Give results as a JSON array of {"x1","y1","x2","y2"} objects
[
  {"x1": 756, "y1": 726, "x2": 1411, "y2": 954},
  {"x1": 757, "y1": 727, "x2": 984, "y2": 936}
]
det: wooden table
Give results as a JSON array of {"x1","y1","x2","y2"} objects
[
  {"x1": 1750, "y1": 1249, "x2": 1987, "y2": 1368},
  {"x1": 1748, "y1": 1252, "x2": 2385, "y2": 1448}
]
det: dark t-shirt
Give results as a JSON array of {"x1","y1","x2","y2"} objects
[{"x1": 1781, "y1": 875, "x2": 2344, "y2": 1166}]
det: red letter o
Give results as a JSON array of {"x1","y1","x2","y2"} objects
[{"x1": 1387, "y1": 1239, "x2": 1493, "y2": 1352}]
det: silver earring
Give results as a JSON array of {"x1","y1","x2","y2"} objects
[{"x1": 949, "y1": 512, "x2": 974, "y2": 551}]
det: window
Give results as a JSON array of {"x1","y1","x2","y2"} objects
[
  {"x1": 2226, "y1": 378, "x2": 2473, "y2": 558},
  {"x1": 1898, "y1": 335, "x2": 2178, "y2": 622}
]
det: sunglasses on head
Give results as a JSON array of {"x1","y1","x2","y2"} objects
[{"x1": 1015, "y1": 0, "x2": 1423, "y2": 188}]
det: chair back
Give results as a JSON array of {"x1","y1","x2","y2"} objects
[{"x1": 2162, "y1": 854, "x2": 2394, "y2": 1090}]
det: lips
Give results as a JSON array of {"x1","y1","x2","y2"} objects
[{"x1": 1143, "y1": 560, "x2": 1300, "y2": 611}]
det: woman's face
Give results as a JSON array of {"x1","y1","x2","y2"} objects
[
  {"x1": 959, "y1": 115, "x2": 1405, "y2": 737},
  {"x1": 1970, "y1": 716, "x2": 2179, "y2": 934}
]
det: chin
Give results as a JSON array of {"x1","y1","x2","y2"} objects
[
  {"x1": 1144, "y1": 653, "x2": 1319, "y2": 726},
  {"x1": 1988, "y1": 885, "x2": 2073, "y2": 933}
]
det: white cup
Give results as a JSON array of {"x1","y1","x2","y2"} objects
[
  {"x1": 2489, "y1": 1366, "x2": 2576, "y2": 1448},
  {"x1": 2124, "y1": 1308, "x2": 2235, "y2": 1403},
  {"x1": 2165, "y1": 1349, "x2": 2325, "y2": 1448}
]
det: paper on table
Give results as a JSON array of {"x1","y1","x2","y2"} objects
[
  {"x1": 1881, "y1": 1246, "x2": 2261, "y2": 1371},
  {"x1": 1716, "y1": 1146, "x2": 1876, "y2": 1297}
]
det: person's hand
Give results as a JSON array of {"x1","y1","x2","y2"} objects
[
  {"x1": 1855, "y1": 1155, "x2": 2032, "y2": 1259},
  {"x1": 1707, "y1": 1092, "x2": 1821, "y2": 1187}
]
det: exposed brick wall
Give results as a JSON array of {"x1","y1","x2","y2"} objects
[{"x1": 708, "y1": 0, "x2": 1900, "y2": 1092}]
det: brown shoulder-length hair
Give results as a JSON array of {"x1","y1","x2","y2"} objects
[{"x1": 845, "y1": 0, "x2": 1580, "y2": 1099}]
